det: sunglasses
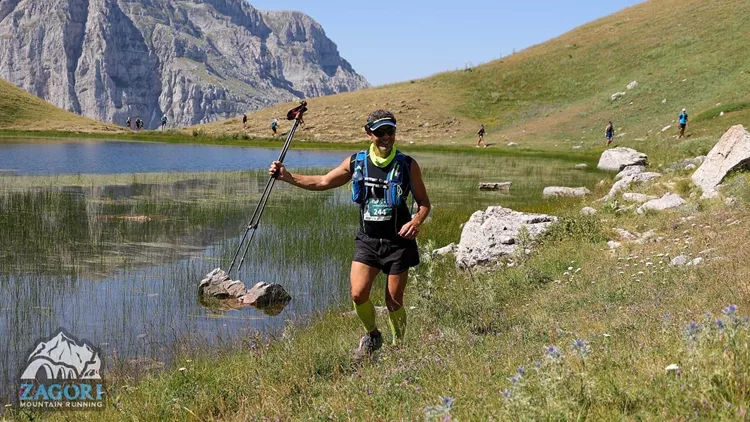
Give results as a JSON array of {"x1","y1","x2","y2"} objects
[{"x1": 372, "y1": 126, "x2": 396, "y2": 138}]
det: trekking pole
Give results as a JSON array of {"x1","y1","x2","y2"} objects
[{"x1": 227, "y1": 101, "x2": 308, "y2": 278}]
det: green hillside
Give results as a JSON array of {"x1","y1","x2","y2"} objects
[
  {"x1": 199, "y1": 0, "x2": 750, "y2": 158},
  {"x1": 0, "y1": 78, "x2": 121, "y2": 133}
]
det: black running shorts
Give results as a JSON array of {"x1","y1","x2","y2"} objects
[{"x1": 353, "y1": 232, "x2": 420, "y2": 275}]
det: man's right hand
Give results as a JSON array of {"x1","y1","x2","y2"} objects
[{"x1": 269, "y1": 161, "x2": 289, "y2": 181}]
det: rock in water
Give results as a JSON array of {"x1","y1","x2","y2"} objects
[
  {"x1": 692, "y1": 125, "x2": 750, "y2": 198},
  {"x1": 198, "y1": 268, "x2": 291, "y2": 310},
  {"x1": 597, "y1": 147, "x2": 648, "y2": 171},
  {"x1": 239, "y1": 282, "x2": 292, "y2": 307},
  {"x1": 198, "y1": 268, "x2": 247, "y2": 299}
]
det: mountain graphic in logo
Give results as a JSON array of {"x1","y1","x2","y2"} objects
[{"x1": 20, "y1": 330, "x2": 101, "y2": 380}]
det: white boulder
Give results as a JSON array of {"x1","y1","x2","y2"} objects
[
  {"x1": 598, "y1": 147, "x2": 648, "y2": 171},
  {"x1": 456, "y1": 206, "x2": 557, "y2": 270},
  {"x1": 637, "y1": 193, "x2": 686, "y2": 214},
  {"x1": 691, "y1": 125, "x2": 750, "y2": 199},
  {"x1": 621, "y1": 193, "x2": 657, "y2": 203},
  {"x1": 627, "y1": 81, "x2": 639, "y2": 90},
  {"x1": 615, "y1": 165, "x2": 646, "y2": 180},
  {"x1": 543, "y1": 187, "x2": 591, "y2": 198},
  {"x1": 580, "y1": 207, "x2": 598, "y2": 215},
  {"x1": 603, "y1": 172, "x2": 662, "y2": 200}
]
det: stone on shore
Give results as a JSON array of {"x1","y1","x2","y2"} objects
[
  {"x1": 543, "y1": 187, "x2": 591, "y2": 198},
  {"x1": 621, "y1": 193, "x2": 658, "y2": 203},
  {"x1": 636, "y1": 193, "x2": 686, "y2": 214},
  {"x1": 580, "y1": 207, "x2": 598, "y2": 215},
  {"x1": 615, "y1": 165, "x2": 646, "y2": 180},
  {"x1": 456, "y1": 206, "x2": 557, "y2": 270},
  {"x1": 598, "y1": 147, "x2": 648, "y2": 171},
  {"x1": 692, "y1": 125, "x2": 750, "y2": 199},
  {"x1": 602, "y1": 172, "x2": 662, "y2": 200},
  {"x1": 479, "y1": 182, "x2": 512, "y2": 191},
  {"x1": 432, "y1": 243, "x2": 457, "y2": 257}
]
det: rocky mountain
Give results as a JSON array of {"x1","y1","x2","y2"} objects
[{"x1": 0, "y1": 0, "x2": 369, "y2": 128}]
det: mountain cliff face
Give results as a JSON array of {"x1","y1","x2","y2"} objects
[{"x1": 0, "y1": 0, "x2": 369, "y2": 128}]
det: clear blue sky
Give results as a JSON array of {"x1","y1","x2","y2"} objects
[{"x1": 250, "y1": 0, "x2": 643, "y2": 86}]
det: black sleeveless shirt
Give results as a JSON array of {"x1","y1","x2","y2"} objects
[{"x1": 349, "y1": 152, "x2": 413, "y2": 239}]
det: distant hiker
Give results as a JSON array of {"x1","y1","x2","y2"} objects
[
  {"x1": 678, "y1": 108, "x2": 689, "y2": 138},
  {"x1": 242, "y1": 113, "x2": 248, "y2": 129},
  {"x1": 269, "y1": 110, "x2": 431, "y2": 359},
  {"x1": 271, "y1": 118, "x2": 278, "y2": 135},
  {"x1": 605, "y1": 121, "x2": 615, "y2": 146},
  {"x1": 161, "y1": 114, "x2": 167, "y2": 130},
  {"x1": 126, "y1": 117, "x2": 131, "y2": 130},
  {"x1": 476, "y1": 124, "x2": 487, "y2": 147},
  {"x1": 135, "y1": 117, "x2": 142, "y2": 131}
]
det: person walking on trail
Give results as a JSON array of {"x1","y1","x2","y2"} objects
[
  {"x1": 605, "y1": 121, "x2": 615, "y2": 146},
  {"x1": 242, "y1": 113, "x2": 248, "y2": 129},
  {"x1": 269, "y1": 110, "x2": 431, "y2": 359},
  {"x1": 476, "y1": 124, "x2": 487, "y2": 147},
  {"x1": 161, "y1": 114, "x2": 167, "y2": 130},
  {"x1": 678, "y1": 108, "x2": 689, "y2": 138},
  {"x1": 271, "y1": 118, "x2": 278, "y2": 135},
  {"x1": 126, "y1": 117, "x2": 131, "y2": 130}
]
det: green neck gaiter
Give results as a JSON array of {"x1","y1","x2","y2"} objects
[{"x1": 369, "y1": 143, "x2": 396, "y2": 168}]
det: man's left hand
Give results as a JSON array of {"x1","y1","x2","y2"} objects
[{"x1": 398, "y1": 220, "x2": 421, "y2": 240}]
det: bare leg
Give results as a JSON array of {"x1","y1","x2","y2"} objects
[
  {"x1": 350, "y1": 261, "x2": 380, "y2": 305},
  {"x1": 385, "y1": 270, "x2": 408, "y2": 311}
]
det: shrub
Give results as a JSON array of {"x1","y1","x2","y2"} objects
[{"x1": 543, "y1": 215, "x2": 606, "y2": 244}]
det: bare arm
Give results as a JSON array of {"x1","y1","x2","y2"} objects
[
  {"x1": 398, "y1": 159, "x2": 431, "y2": 240},
  {"x1": 269, "y1": 156, "x2": 351, "y2": 191}
]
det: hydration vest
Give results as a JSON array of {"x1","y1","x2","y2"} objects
[{"x1": 351, "y1": 149, "x2": 410, "y2": 208}]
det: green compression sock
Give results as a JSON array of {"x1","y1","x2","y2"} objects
[
  {"x1": 354, "y1": 300, "x2": 377, "y2": 333},
  {"x1": 388, "y1": 307, "x2": 407, "y2": 345}
]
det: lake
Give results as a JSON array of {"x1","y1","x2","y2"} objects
[{"x1": 0, "y1": 139, "x2": 346, "y2": 175}]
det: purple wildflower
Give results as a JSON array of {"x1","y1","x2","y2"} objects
[
  {"x1": 722, "y1": 304, "x2": 738, "y2": 317},
  {"x1": 516, "y1": 366, "x2": 526, "y2": 376},
  {"x1": 508, "y1": 374, "x2": 522, "y2": 385},
  {"x1": 545, "y1": 345, "x2": 562, "y2": 359},
  {"x1": 502, "y1": 389, "x2": 513, "y2": 398},
  {"x1": 686, "y1": 321, "x2": 701, "y2": 338},
  {"x1": 441, "y1": 397, "x2": 455, "y2": 409},
  {"x1": 572, "y1": 338, "x2": 590, "y2": 356},
  {"x1": 716, "y1": 319, "x2": 725, "y2": 330}
]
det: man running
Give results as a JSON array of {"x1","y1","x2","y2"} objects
[
  {"x1": 243, "y1": 113, "x2": 248, "y2": 129},
  {"x1": 476, "y1": 124, "x2": 487, "y2": 147},
  {"x1": 605, "y1": 121, "x2": 615, "y2": 146},
  {"x1": 678, "y1": 108, "x2": 688, "y2": 139},
  {"x1": 271, "y1": 118, "x2": 278, "y2": 135},
  {"x1": 269, "y1": 110, "x2": 431, "y2": 358}
]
